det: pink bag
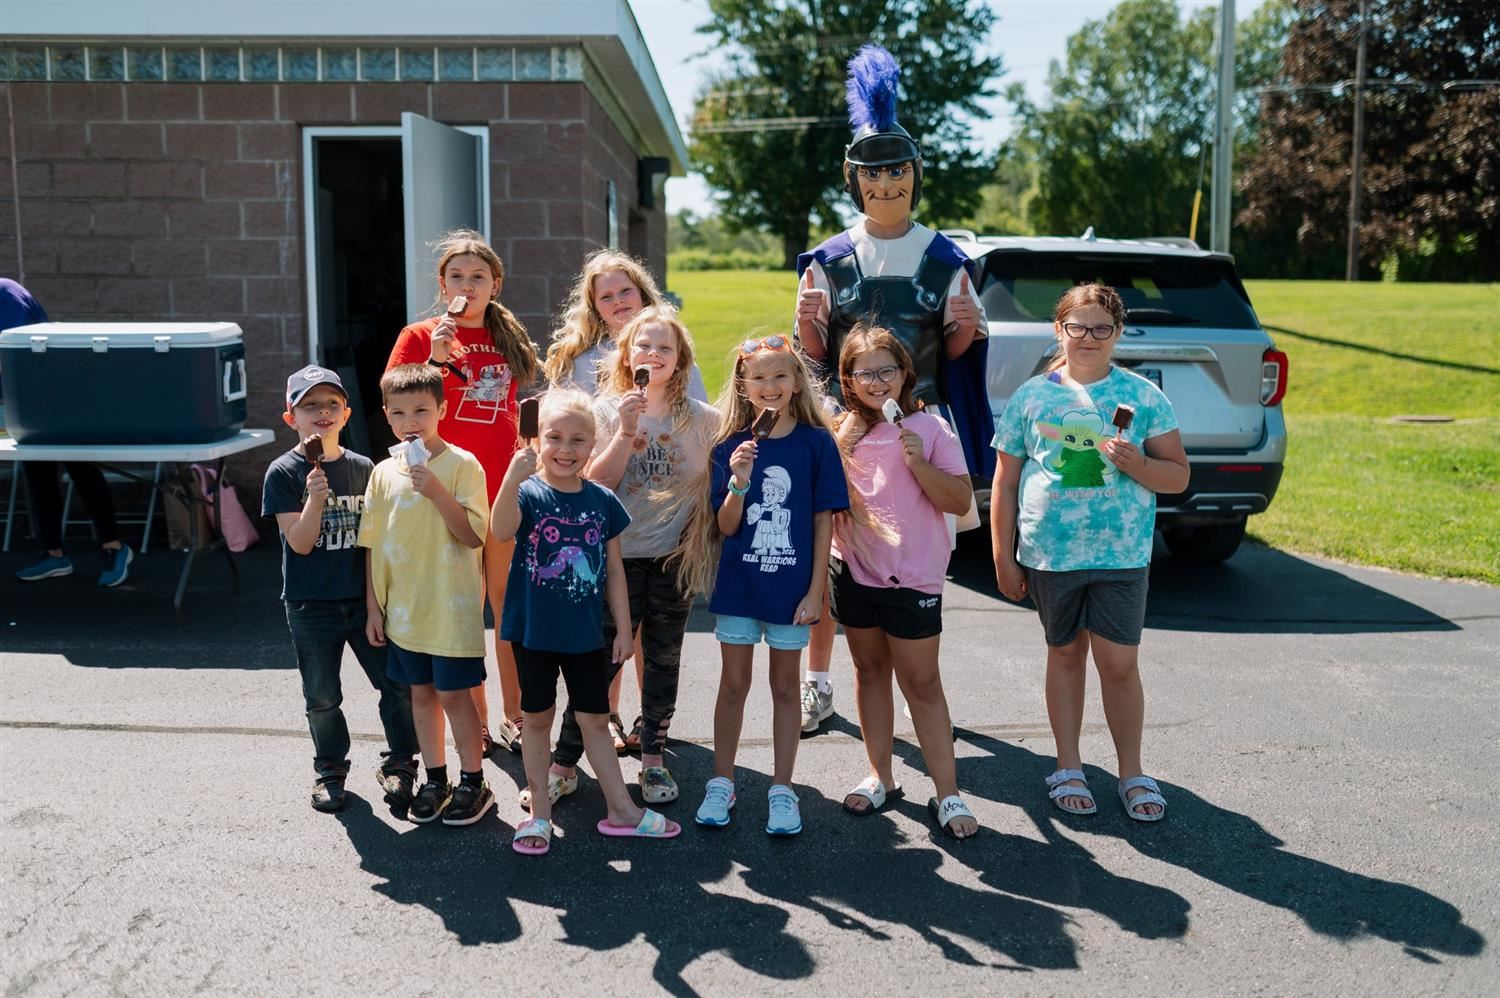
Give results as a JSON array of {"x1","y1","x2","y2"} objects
[{"x1": 188, "y1": 463, "x2": 260, "y2": 553}]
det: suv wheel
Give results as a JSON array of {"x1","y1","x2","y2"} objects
[{"x1": 1162, "y1": 519, "x2": 1247, "y2": 564}]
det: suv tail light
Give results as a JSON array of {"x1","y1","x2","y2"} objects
[{"x1": 1260, "y1": 349, "x2": 1288, "y2": 406}]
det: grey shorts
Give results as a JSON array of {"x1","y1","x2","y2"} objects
[{"x1": 1025, "y1": 567, "x2": 1149, "y2": 647}]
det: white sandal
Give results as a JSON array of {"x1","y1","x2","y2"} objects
[
  {"x1": 1045, "y1": 768, "x2": 1099, "y2": 815},
  {"x1": 842, "y1": 775, "x2": 902, "y2": 816},
  {"x1": 1118, "y1": 775, "x2": 1167, "y2": 822},
  {"x1": 927, "y1": 795, "x2": 978, "y2": 838}
]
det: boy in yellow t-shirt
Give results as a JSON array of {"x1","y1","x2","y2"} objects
[{"x1": 359, "y1": 364, "x2": 491, "y2": 826}]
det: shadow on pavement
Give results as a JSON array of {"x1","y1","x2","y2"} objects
[
  {"x1": 951, "y1": 731, "x2": 1486, "y2": 964},
  {"x1": 947, "y1": 538, "x2": 1460, "y2": 635}
]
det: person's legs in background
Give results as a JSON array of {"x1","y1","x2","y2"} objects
[{"x1": 16, "y1": 461, "x2": 131, "y2": 586}]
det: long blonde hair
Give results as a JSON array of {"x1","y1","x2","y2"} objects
[
  {"x1": 668, "y1": 337, "x2": 842, "y2": 597},
  {"x1": 600, "y1": 306, "x2": 699, "y2": 436},
  {"x1": 432, "y1": 230, "x2": 540, "y2": 387},
  {"x1": 543, "y1": 250, "x2": 665, "y2": 387}
]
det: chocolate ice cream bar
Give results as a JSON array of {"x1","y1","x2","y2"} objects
[
  {"x1": 634, "y1": 366, "x2": 651, "y2": 389},
  {"x1": 518, "y1": 397, "x2": 539, "y2": 440},
  {"x1": 446, "y1": 295, "x2": 468, "y2": 317},
  {"x1": 1111, "y1": 404, "x2": 1135, "y2": 431},
  {"x1": 302, "y1": 434, "x2": 324, "y2": 468},
  {"x1": 751, "y1": 408, "x2": 778, "y2": 440},
  {"x1": 881, "y1": 398, "x2": 904, "y2": 425}
]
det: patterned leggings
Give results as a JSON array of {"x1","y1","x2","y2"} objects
[{"x1": 552, "y1": 556, "x2": 693, "y2": 765}]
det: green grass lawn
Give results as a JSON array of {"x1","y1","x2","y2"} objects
[{"x1": 671, "y1": 269, "x2": 1500, "y2": 584}]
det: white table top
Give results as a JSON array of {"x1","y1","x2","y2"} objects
[{"x1": 0, "y1": 428, "x2": 276, "y2": 462}]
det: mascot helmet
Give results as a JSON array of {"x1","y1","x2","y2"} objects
[{"x1": 843, "y1": 45, "x2": 923, "y2": 212}]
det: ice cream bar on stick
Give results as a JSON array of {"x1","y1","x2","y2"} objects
[
  {"x1": 881, "y1": 398, "x2": 905, "y2": 426},
  {"x1": 751, "y1": 407, "x2": 778, "y2": 440},
  {"x1": 633, "y1": 366, "x2": 651, "y2": 389},
  {"x1": 518, "y1": 397, "x2": 540, "y2": 442},
  {"x1": 302, "y1": 434, "x2": 324, "y2": 469},
  {"x1": 402, "y1": 432, "x2": 429, "y2": 468},
  {"x1": 437, "y1": 296, "x2": 470, "y2": 383},
  {"x1": 1111, "y1": 404, "x2": 1135, "y2": 433}
]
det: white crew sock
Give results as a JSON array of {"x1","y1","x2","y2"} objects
[{"x1": 806, "y1": 670, "x2": 831, "y2": 694}]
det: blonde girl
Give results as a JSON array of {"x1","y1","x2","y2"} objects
[
  {"x1": 991, "y1": 284, "x2": 1188, "y2": 822},
  {"x1": 387, "y1": 229, "x2": 540, "y2": 756},
  {"x1": 535, "y1": 306, "x2": 719, "y2": 810},
  {"x1": 676, "y1": 335, "x2": 848, "y2": 837}
]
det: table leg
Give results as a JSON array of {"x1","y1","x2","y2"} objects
[{"x1": 173, "y1": 469, "x2": 197, "y2": 613}]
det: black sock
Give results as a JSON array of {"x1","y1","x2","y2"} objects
[
  {"x1": 426, "y1": 765, "x2": 448, "y2": 786},
  {"x1": 460, "y1": 769, "x2": 484, "y2": 789}
]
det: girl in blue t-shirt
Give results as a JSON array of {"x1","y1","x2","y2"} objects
[
  {"x1": 991, "y1": 284, "x2": 1189, "y2": 822},
  {"x1": 491, "y1": 388, "x2": 682, "y2": 854},
  {"x1": 674, "y1": 334, "x2": 849, "y2": 836}
]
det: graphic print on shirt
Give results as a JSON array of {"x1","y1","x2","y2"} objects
[
  {"x1": 624, "y1": 432, "x2": 678, "y2": 496},
  {"x1": 527, "y1": 511, "x2": 606, "y2": 598},
  {"x1": 315, "y1": 492, "x2": 365, "y2": 551},
  {"x1": 451, "y1": 342, "x2": 512, "y2": 424},
  {"x1": 1035, "y1": 409, "x2": 1117, "y2": 490},
  {"x1": 744, "y1": 466, "x2": 795, "y2": 569}
]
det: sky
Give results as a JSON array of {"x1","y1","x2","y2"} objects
[{"x1": 628, "y1": 0, "x2": 1268, "y2": 217}]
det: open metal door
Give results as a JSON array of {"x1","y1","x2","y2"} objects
[{"x1": 401, "y1": 112, "x2": 484, "y2": 322}]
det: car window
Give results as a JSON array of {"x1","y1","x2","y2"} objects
[{"x1": 979, "y1": 253, "x2": 1260, "y2": 329}]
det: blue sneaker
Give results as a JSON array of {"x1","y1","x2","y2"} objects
[
  {"x1": 97, "y1": 545, "x2": 133, "y2": 588},
  {"x1": 694, "y1": 776, "x2": 735, "y2": 827},
  {"x1": 16, "y1": 554, "x2": 73, "y2": 582},
  {"x1": 766, "y1": 784, "x2": 803, "y2": 836}
]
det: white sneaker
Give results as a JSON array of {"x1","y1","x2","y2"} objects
[{"x1": 799, "y1": 680, "x2": 833, "y2": 733}]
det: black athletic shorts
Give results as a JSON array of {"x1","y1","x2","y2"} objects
[{"x1": 828, "y1": 556, "x2": 943, "y2": 641}]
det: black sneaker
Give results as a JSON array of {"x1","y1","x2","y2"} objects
[
  {"x1": 311, "y1": 776, "x2": 347, "y2": 813},
  {"x1": 408, "y1": 779, "x2": 452, "y2": 823},
  {"x1": 442, "y1": 781, "x2": 495, "y2": 827},
  {"x1": 377, "y1": 760, "x2": 418, "y2": 809}
]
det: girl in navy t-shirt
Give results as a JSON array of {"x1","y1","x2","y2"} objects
[{"x1": 674, "y1": 334, "x2": 848, "y2": 837}]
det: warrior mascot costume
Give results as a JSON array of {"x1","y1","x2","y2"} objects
[{"x1": 794, "y1": 45, "x2": 995, "y2": 485}]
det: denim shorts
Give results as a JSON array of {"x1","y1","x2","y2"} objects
[
  {"x1": 385, "y1": 640, "x2": 487, "y2": 692},
  {"x1": 714, "y1": 614, "x2": 810, "y2": 651}
]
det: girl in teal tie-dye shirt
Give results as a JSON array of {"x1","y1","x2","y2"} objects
[{"x1": 990, "y1": 285, "x2": 1189, "y2": 823}]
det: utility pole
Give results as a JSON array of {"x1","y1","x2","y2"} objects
[
  {"x1": 1345, "y1": 0, "x2": 1369, "y2": 280},
  {"x1": 1211, "y1": 0, "x2": 1235, "y2": 254}
]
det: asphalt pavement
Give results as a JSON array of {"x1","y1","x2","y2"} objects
[{"x1": 2, "y1": 538, "x2": 1495, "y2": 996}]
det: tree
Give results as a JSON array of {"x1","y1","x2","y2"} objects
[
  {"x1": 1003, "y1": 0, "x2": 1292, "y2": 247},
  {"x1": 689, "y1": 0, "x2": 1002, "y2": 268},
  {"x1": 1238, "y1": 0, "x2": 1499, "y2": 280}
]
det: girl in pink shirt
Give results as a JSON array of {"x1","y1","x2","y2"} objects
[{"x1": 830, "y1": 325, "x2": 978, "y2": 838}]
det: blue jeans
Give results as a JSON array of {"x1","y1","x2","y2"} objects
[{"x1": 285, "y1": 597, "x2": 418, "y2": 777}]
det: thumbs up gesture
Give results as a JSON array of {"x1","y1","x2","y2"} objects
[
  {"x1": 795, "y1": 266, "x2": 827, "y2": 338},
  {"x1": 947, "y1": 270, "x2": 979, "y2": 338}
]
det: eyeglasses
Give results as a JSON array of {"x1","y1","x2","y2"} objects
[
  {"x1": 1060, "y1": 322, "x2": 1118, "y2": 340},
  {"x1": 857, "y1": 165, "x2": 910, "y2": 182},
  {"x1": 738, "y1": 335, "x2": 793, "y2": 357},
  {"x1": 850, "y1": 365, "x2": 901, "y2": 386}
]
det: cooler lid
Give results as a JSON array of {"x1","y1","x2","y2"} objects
[{"x1": 0, "y1": 322, "x2": 243, "y2": 348}]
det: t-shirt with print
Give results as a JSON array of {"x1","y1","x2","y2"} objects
[
  {"x1": 357, "y1": 444, "x2": 488, "y2": 658},
  {"x1": 262, "y1": 447, "x2": 373, "y2": 601},
  {"x1": 709, "y1": 421, "x2": 849, "y2": 625},
  {"x1": 592, "y1": 395, "x2": 718, "y2": 559},
  {"x1": 388, "y1": 318, "x2": 518, "y2": 503},
  {"x1": 992, "y1": 367, "x2": 1178, "y2": 571},
  {"x1": 500, "y1": 477, "x2": 631, "y2": 654},
  {"x1": 832, "y1": 410, "x2": 969, "y2": 595}
]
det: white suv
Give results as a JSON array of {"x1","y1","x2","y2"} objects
[{"x1": 948, "y1": 230, "x2": 1288, "y2": 563}]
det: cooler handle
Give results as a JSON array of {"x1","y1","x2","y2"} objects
[{"x1": 223, "y1": 357, "x2": 247, "y2": 402}]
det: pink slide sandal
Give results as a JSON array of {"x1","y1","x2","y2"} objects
[{"x1": 597, "y1": 809, "x2": 681, "y2": 839}]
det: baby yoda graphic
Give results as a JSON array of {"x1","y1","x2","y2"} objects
[{"x1": 1035, "y1": 409, "x2": 1115, "y2": 489}]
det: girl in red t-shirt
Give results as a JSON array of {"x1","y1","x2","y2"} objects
[{"x1": 387, "y1": 230, "x2": 541, "y2": 754}]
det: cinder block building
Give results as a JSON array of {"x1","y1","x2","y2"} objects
[{"x1": 1, "y1": 0, "x2": 685, "y2": 492}]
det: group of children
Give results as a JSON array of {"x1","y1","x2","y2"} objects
[{"x1": 266, "y1": 230, "x2": 1182, "y2": 855}]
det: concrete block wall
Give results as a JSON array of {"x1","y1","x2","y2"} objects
[{"x1": 1, "y1": 78, "x2": 664, "y2": 524}]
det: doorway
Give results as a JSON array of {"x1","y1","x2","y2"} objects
[{"x1": 303, "y1": 117, "x2": 489, "y2": 455}]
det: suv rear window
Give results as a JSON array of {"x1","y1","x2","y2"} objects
[{"x1": 978, "y1": 252, "x2": 1260, "y2": 329}]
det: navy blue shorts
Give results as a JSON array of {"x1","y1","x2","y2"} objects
[{"x1": 386, "y1": 640, "x2": 486, "y2": 692}]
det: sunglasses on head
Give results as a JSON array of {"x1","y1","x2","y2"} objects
[{"x1": 738, "y1": 335, "x2": 793, "y2": 357}]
